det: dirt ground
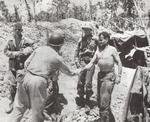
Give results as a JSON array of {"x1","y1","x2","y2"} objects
[{"x1": 0, "y1": 67, "x2": 136, "y2": 122}]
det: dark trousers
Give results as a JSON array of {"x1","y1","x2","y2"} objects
[
  {"x1": 44, "y1": 80, "x2": 59, "y2": 111},
  {"x1": 97, "y1": 71, "x2": 116, "y2": 122},
  {"x1": 12, "y1": 72, "x2": 47, "y2": 122},
  {"x1": 9, "y1": 70, "x2": 17, "y2": 103},
  {"x1": 77, "y1": 65, "x2": 95, "y2": 98}
]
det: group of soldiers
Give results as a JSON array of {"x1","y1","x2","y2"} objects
[{"x1": 4, "y1": 22, "x2": 122, "y2": 122}]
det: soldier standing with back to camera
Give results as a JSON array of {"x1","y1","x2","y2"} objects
[
  {"x1": 74, "y1": 24, "x2": 97, "y2": 107},
  {"x1": 11, "y1": 30, "x2": 79, "y2": 122},
  {"x1": 4, "y1": 23, "x2": 33, "y2": 113}
]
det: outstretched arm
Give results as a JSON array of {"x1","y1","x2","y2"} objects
[
  {"x1": 74, "y1": 39, "x2": 81, "y2": 68},
  {"x1": 74, "y1": 40, "x2": 81, "y2": 60},
  {"x1": 133, "y1": 45, "x2": 148, "y2": 52},
  {"x1": 112, "y1": 48, "x2": 122, "y2": 84},
  {"x1": 59, "y1": 57, "x2": 77, "y2": 76}
]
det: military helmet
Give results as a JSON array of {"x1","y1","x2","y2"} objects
[
  {"x1": 13, "y1": 23, "x2": 23, "y2": 31},
  {"x1": 48, "y1": 30, "x2": 65, "y2": 46}
]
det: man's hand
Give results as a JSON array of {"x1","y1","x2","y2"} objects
[
  {"x1": 18, "y1": 51, "x2": 25, "y2": 57},
  {"x1": 84, "y1": 49, "x2": 91, "y2": 53},
  {"x1": 73, "y1": 68, "x2": 82, "y2": 75},
  {"x1": 115, "y1": 76, "x2": 121, "y2": 84},
  {"x1": 15, "y1": 51, "x2": 24, "y2": 57},
  {"x1": 22, "y1": 47, "x2": 33, "y2": 55},
  {"x1": 133, "y1": 45, "x2": 137, "y2": 50},
  {"x1": 147, "y1": 93, "x2": 150, "y2": 104}
]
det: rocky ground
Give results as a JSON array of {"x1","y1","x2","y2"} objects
[{"x1": 0, "y1": 18, "x2": 136, "y2": 122}]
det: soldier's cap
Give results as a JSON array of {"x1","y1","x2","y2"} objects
[
  {"x1": 48, "y1": 30, "x2": 65, "y2": 46},
  {"x1": 13, "y1": 23, "x2": 23, "y2": 31},
  {"x1": 82, "y1": 23, "x2": 92, "y2": 31}
]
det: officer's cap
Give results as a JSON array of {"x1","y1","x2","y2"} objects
[{"x1": 82, "y1": 23, "x2": 92, "y2": 31}]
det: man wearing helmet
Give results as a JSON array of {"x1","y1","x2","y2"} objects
[
  {"x1": 74, "y1": 23, "x2": 97, "y2": 107},
  {"x1": 11, "y1": 31, "x2": 79, "y2": 122},
  {"x1": 4, "y1": 23, "x2": 33, "y2": 113}
]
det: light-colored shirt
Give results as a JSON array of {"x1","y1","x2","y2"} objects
[{"x1": 26, "y1": 46, "x2": 73, "y2": 79}]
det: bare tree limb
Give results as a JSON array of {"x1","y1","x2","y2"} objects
[
  {"x1": 118, "y1": 16, "x2": 145, "y2": 29},
  {"x1": 132, "y1": 0, "x2": 150, "y2": 45},
  {"x1": 24, "y1": 0, "x2": 32, "y2": 22}
]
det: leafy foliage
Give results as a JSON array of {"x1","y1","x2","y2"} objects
[
  {"x1": 24, "y1": 0, "x2": 32, "y2": 22},
  {"x1": 105, "y1": 0, "x2": 119, "y2": 11},
  {"x1": 0, "y1": 1, "x2": 11, "y2": 22},
  {"x1": 52, "y1": 0, "x2": 70, "y2": 21},
  {"x1": 0, "y1": 0, "x2": 148, "y2": 30},
  {"x1": 35, "y1": 11, "x2": 50, "y2": 21},
  {"x1": 14, "y1": 5, "x2": 20, "y2": 22}
]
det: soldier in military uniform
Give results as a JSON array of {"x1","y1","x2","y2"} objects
[
  {"x1": 11, "y1": 31, "x2": 79, "y2": 122},
  {"x1": 74, "y1": 24, "x2": 97, "y2": 107},
  {"x1": 4, "y1": 23, "x2": 33, "y2": 113}
]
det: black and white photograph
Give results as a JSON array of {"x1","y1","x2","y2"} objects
[{"x1": 0, "y1": 0, "x2": 150, "y2": 122}]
